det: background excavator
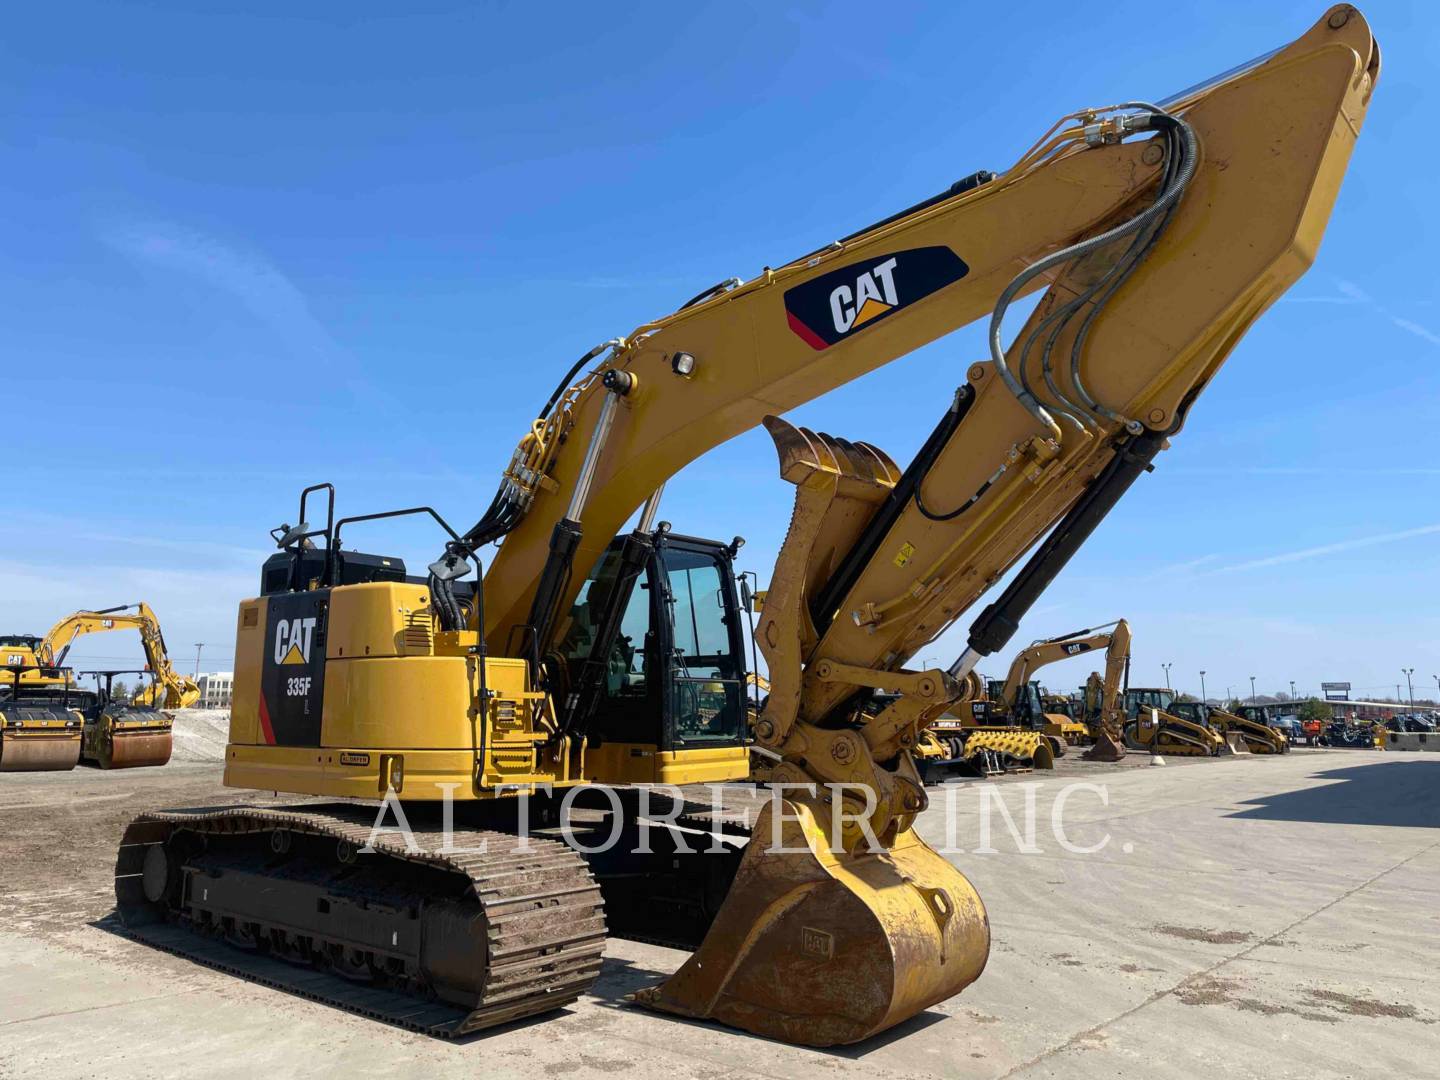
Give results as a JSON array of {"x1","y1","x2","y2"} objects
[
  {"x1": 112, "y1": 7, "x2": 1375, "y2": 1049},
  {"x1": 994, "y1": 620, "x2": 1130, "y2": 746},
  {"x1": 32, "y1": 604, "x2": 200, "y2": 710},
  {"x1": 2, "y1": 603, "x2": 194, "y2": 769},
  {"x1": 921, "y1": 620, "x2": 1131, "y2": 777}
]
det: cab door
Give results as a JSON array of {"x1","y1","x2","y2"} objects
[{"x1": 652, "y1": 535, "x2": 747, "y2": 753}]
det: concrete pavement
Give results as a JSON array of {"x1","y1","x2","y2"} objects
[{"x1": 0, "y1": 751, "x2": 1436, "y2": 1079}]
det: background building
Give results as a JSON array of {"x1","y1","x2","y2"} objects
[{"x1": 196, "y1": 672, "x2": 234, "y2": 709}]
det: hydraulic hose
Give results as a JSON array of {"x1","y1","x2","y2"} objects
[{"x1": 988, "y1": 106, "x2": 1197, "y2": 437}]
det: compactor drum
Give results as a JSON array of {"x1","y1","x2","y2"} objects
[
  {"x1": 84, "y1": 703, "x2": 173, "y2": 769},
  {"x1": 0, "y1": 667, "x2": 83, "y2": 772},
  {"x1": 0, "y1": 699, "x2": 82, "y2": 771},
  {"x1": 79, "y1": 673, "x2": 174, "y2": 769}
]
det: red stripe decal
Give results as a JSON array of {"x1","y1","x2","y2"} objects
[
  {"x1": 786, "y1": 310, "x2": 829, "y2": 351},
  {"x1": 258, "y1": 692, "x2": 276, "y2": 745}
]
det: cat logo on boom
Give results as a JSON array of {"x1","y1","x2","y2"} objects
[
  {"x1": 783, "y1": 246, "x2": 970, "y2": 350},
  {"x1": 273, "y1": 616, "x2": 317, "y2": 666}
]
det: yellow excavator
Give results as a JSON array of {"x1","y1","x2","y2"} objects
[
  {"x1": 6, "y1": 604, "x2": 196, "y2": 768},
  {"x1": 922, "y1": 621, "x2": 1132, "y2": 777},
  {"x1": 112, "y1": 8, "x2": 1376, "y2": 1047},
  {"x1": 32, "y1": 604, "x2": 201, "y2": 709},
  {"x1": 994, "y1": 620, "x2": 1130, "y2": 745},
  {"x1": 1066, "y1": 621, "x2": 1133, "y2": 762}
]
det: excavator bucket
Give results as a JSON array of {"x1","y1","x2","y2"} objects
[
  {"x1": 1220, "y1": 732, "x2": 1251, "y2": 756},
  {"x1": 633, "y1": 798, "x2": 989, "y2": 1047},
  {"x1": 1083, "y1": 731, "x2": 1126, "y2": 762}
]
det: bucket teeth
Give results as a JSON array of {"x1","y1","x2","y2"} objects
[{"x1": 762, "y1": 415, "x2": 899, "y2": 490}]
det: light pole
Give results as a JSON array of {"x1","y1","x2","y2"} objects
[
  {"x1": 1403, "y1": 668, "x2": 1415, "y2": 709},
  {"x1": 1199, "y1": 670, "x2": 1208, "y2": 705},
  {"x1": 1289, "y1": 680, "x2": 1296, "y2": 702},
  {"x1": 1162, "y1": 662, "x2": 1173, "y2": 689},
  {"x1": 1249, "y1": 675, "x2": 1257, "y2": 704},
  {"x1": 193, "y1": 643, "x2": 206, "y2": 679}
]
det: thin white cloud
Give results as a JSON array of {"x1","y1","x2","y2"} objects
[
  {"x1": 1334, "y1": 278, "x2": 1372, "y2": 304},
  {"x1": 1145, "y1": 552, "x2": 1220, "y2": 579},
  {"x1": 103, "y1": 220, "x2": 343, "y2": 364},
  {"x1": 1319, "y1": 277, "x2": 1440, "y2": 349},
  {"x1": 1391, "y1": 317, "x2": 1440, "y2": 347},
  {"x1": 1206, "y1": 522, "x2": 1440, "y2": 575}
]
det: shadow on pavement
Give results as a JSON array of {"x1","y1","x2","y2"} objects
[
  {"x1": 593, "y1": 955, "x2": 947, "y2": 1056},
  {"x1": 1229, "y1": 760, "x2": 1440, "y2": 828}
]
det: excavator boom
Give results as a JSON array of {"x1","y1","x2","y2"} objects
[
  {"x1": 472, "y1": 7, "x2": 1378, "y2": 709},
  {"x1": 37, "y1": 603, "x2": 200, "y2": 710}
]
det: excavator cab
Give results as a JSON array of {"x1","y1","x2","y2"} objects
[{"x1": 560, "y1": 529, "x2": 751, "y2": 783}]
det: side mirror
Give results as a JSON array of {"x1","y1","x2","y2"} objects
[
  {"x1": 738, "y1": 576, "x2": 753, "y2": 610},
  {"x1": 274, "y1": 522, "x2": 311, "y2": 549},
  {"x1": 427, "y1": 553, "x2": 471, "y2": 582}
]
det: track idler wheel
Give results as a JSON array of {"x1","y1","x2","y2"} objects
[{"x1": 632, "y1": 797, "x2": 989, "y2": 1046}]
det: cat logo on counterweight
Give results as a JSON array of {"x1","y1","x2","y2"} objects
[{"x1": 273, "y1": 616, "x2": 317, "y2": 666}]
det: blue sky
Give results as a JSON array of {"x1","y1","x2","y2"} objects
[{"x1": 3, "y1": 2, "x2": 1436, "y2": 704}]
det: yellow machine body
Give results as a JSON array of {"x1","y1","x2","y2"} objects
[
  {"x1": 1125, "y1": 689, "x2": 1227, "y2": 756},
  {"x1": 22, "y1": 603, "x2": 200, "y2": 709},
  {"x1": 128, "y1": 5, "x2": 1379, "y2": 1047}
]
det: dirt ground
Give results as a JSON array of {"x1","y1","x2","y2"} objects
[{"x1": 2, "y1": 748, "x2": 1437, "y2": 1079}]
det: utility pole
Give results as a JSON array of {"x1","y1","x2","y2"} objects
[
  {"x1": 1200, "y1": 670, "x2": 1208, "y2": 705},
  {"x1": 193, "y1": 643, "x2": 206, "y2": 679},
  {"x1": 1403, "y1": 668, "x2": 1415, "y2": 708},
  {"x1": 1249, "y1": 675, "x2": 1257, "y2": 704}
]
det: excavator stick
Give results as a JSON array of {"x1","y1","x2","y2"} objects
[{"x1": 633, "y1": 797, "x2": 988, "y2": 1046}]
